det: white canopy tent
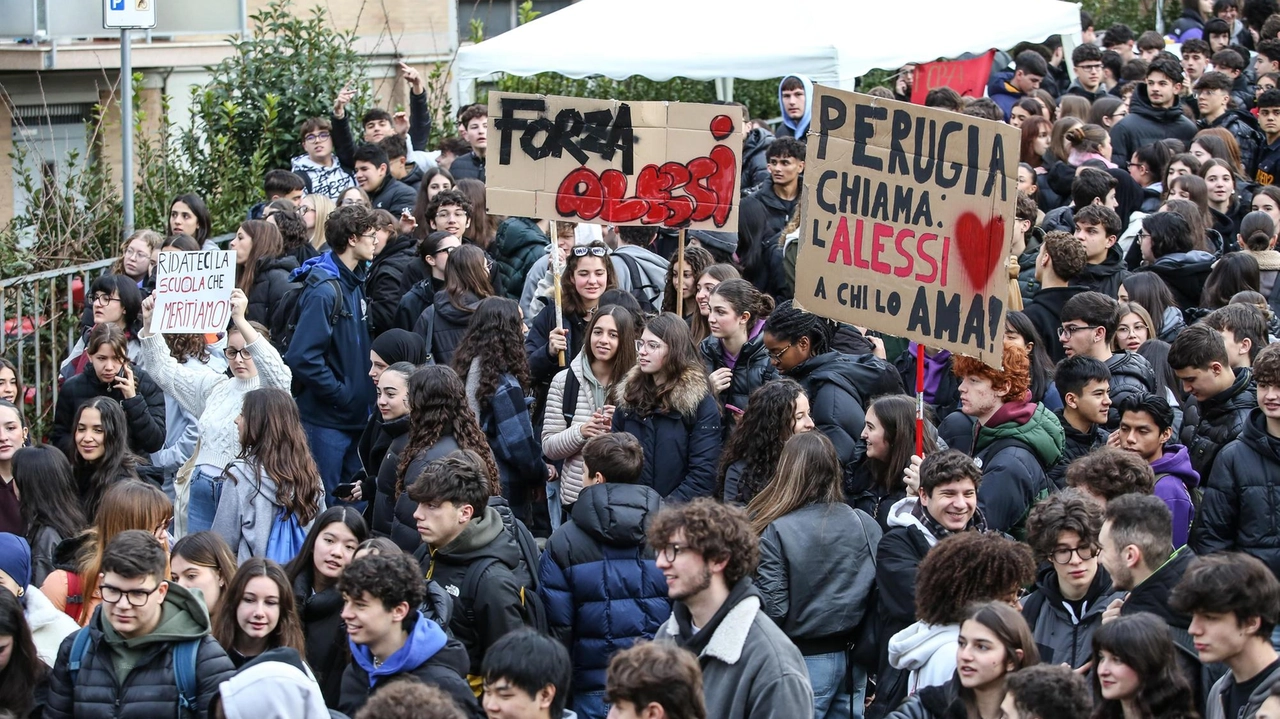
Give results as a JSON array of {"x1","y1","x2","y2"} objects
[{"x1": 454, "y1": 0, "x2": 1083, "y2": 95}]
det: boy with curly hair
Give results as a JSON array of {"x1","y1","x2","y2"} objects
[
  {"x1": 649, "y1": 498, "x2": 812, "y2": 719},
  {"x1": 336, "y1": 552, "x2": 481, "y2": 717}
]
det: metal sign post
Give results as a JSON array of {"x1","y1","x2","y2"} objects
[{"x1": 104, "y1": 0, "x2": 157, "y2": 237}]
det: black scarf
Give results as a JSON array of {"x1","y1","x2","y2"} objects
[{"x1": 912, "y1": 500, "x2": 987, "y2": 541}]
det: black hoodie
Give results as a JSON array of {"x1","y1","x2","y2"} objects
[
  {"x1": 366, "y1": 234, "x2": 418, "y2": 337},
  {"x1": 1069, "y1": 246, "x2": 1131, "y2": 299},
  {"x1": 740, "y1": 127, "x2": 774, "y2": 196},
  {"x1": 1136, "y1": 250, "x2": 1218, "y2": 311},
  {"x1": 1109, "y1": 84, "x2": 1199, "y2": 166},
  {"x1": 1051, "y1": 408, "x2": 1108, "y2": 488},
  {"x1": 413, "y1": 290, "x2": 480, "y2": 366},
  {"x1": 1181, "y1": 367, "x2": 1256, "y2": 479}
]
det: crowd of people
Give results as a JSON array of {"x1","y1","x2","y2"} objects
[{"x1": 14, "y1": 3, "x2": 1280, "y2": 718}]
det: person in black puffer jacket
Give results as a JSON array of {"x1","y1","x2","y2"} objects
[
  {"x1": 45, "y1": 586, "x2": 235, "y2": 719},
  {"x1": 699, "y1": 279, "x2": 778, "y2": 430},
  {"x1": 491, "y1": 217, "x2": 550, "y2": 302},
  {"x1": 1133, "y1": 212, "x2": 1217, "y2": 312},
  {"x1": 411, "y1": 245, "x2": 493, "y2": 366},
  {"x1": 49, "y1": 325, "x2": 167, "y2": 459},
  {"x1": 1108, "y1": 58, "x2": 1199, "y2": 166},
  {"x1": 365, "y1": 230, "x2": 418, "y2": 338},
  {"x1": 1170, "y1": 326, "x2": 1256, "y2": 479},
  {"x1": 230, "y1": 220, "x2": 298, "y2": 327},
  {"x1": 285, "y1": 507, "x2": 369, "y2": 709},
  {"x1": 740, "y1": 125, "x2": 774, "y2": 196},
  {"x1": 1105, "y1": 350, "x2": 1158, "y2": 429},
  {"x1": 1193, "y1": 400, "x2": 1280, "y2": 576}
]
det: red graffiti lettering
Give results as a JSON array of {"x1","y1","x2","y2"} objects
[{"x1": 554, "y1": 144, "x2": 738, "y2": 228}]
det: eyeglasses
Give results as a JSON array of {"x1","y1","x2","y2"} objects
[
  {"x1": 92, "y1": 293, "x2": 120, "y2": 305},
  {"x1": 1050, "y1": 544, "x2": 1100, "y2": 565},
  {"x1": 767, "y1": 342, "x2": 793, "y2": 361},
  {"x1": 100, "y1": 581, "x2": 164, "y2": 607},
  {"x1": 572, "y1": 246, "x2": 608, "y2": 258},
  {"x1": 303, "y1": 132, "x2": 331, "y2": 144},
  {"x1": 1076, "y1": 63, "x2": 1104, "y2": 72},
  {"x1": 360, "y1": 231, "x2": 379, "y2": 242},
  {"x1": 340, "y1": 197, "x2": 368, "y2": 207},
  {"x1": 636, "y1": 339, "x2": 665, "y2": 353},
  {"x1": 299, "y1": 205, "x2": 314, "y2": 216},
  {"x1": 1057, "y1": 324, "x2": 1098, "y2": 339},
  {"x1": 658, "y1": 544, "x2": 687, "y2": 563},
  {"x1": 1116, "y1": 323, "x2": 1149, "y2": 335},
  {"x1": 1127, "y1": 162, "x2": 1147, "y2": 170},
  {"x1": 123, "y1": 249, "x2": 150, "y2": 261},
  {"x1": 224, "y1": 346, "x2": 253, "y2": 360},
  {"x1": 435, "y1": 210, "x2": 468, "y2": 221},
  {"x1": 434, "y1": 245, "x2": 458, "y2": 257}
]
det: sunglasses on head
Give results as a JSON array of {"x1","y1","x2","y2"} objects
[{"x1": 572, "y1": 246, "x2": 608, "y2": 257}]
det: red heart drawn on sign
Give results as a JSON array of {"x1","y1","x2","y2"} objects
[{"x1": 954, "y1": 212, "x2": 1005, "y2": 292}]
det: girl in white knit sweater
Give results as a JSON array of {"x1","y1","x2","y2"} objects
[{"x1": 139, "y1": 289, "x2": 292, "y2": 536}]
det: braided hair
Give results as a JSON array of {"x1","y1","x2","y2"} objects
[{"x1": 762, "y1": 300, "x2": 836, "y2": 356}]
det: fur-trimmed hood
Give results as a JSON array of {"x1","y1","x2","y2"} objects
[{"x1": 614, "y1": 365, "x2": 711, "y2": 417}]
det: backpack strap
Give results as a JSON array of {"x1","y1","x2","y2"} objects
[
  {"x1": 173, "y1": 638, "x2": 201, "y2": 718},
  {"x1": 65, "y1": 571, "x2": 84, "y2": 623},
  {"x1": 561, "y1": 369, "x2": 581, "y2": 427},
  {"x1": 423, "y1": 304, "x2": 437, "y2": 363},
  {"x1": 323, "y1": 278, "x2": 348, "y2": 326},
  {"x1": 460, "y1": 557, "x2": 501, "y2": 624},
  {"x1": 68, "y1": 626, "x2": 92, "y2": 684}
]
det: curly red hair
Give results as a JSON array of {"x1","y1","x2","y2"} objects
[{"x1": 952, "y1": 342, "x2": 1032, "y2": 403}]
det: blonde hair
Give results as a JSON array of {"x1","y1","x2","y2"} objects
[
  {"x1": 305, "y1": 194, "x2": 335, "y2": 250},
  {"x1": 110, "y1": 229, "x2": 163, "y2": 276}
]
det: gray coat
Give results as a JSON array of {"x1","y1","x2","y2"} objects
[
  {"x1": 1204, "y1": 661, "x2": 1280, "y2": 719},
  {"x1": 1021, "y1": 567, "x2": 1123, "y2": 669},
  {"x1": 657, "y1": 591, "x2": 813, "y2": 719},
  {"x1": 756, "y1": 503, "x2": 881, "y2": 649},
  {"x1": 211, "y1": 460, "x2": 325, "y2": 563}
]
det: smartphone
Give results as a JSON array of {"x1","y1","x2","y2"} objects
[
  {"x1": 725, "y1": 404, "x2": 745, "y2": 416},
  {"x1": 333, "y1": 482, "x2": 356, "y2": 500}
]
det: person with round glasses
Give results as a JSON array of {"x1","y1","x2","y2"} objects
[{"x1": 138, "y1": 288, "x2": 293, "y2": 536}]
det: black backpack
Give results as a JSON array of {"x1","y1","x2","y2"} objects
[
  {"x1": 615, "y1": 252, "x2": 661, "y2": 307},
  {"x1": 268, "y1": 276, "x2": 346, "y2": 355},
  {"x1": 458, "y1": 501, "x2": 548, "y2": 634}
]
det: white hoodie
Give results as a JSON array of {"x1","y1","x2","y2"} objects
[
  {"x1": 25, "y1": 585, "x2": 78, "y2": 666},
  {"x1": 218, "y1": 661, "x2": 331, "y2": 719},
  {"x1": 885, "y1": 496, "x2": 940, "y2": 545},
  {"x1": 888, "y1": 621, "x2": 960, "y2": 695}
]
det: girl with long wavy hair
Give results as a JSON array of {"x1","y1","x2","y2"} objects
[
  {"x1": 139, "y1": 288, "x2": 292, "y2": 536},
  {"x1": 851, "y1": 394, "x2": 940, "y2": 528},
  {"x1": 751, "y1": 431, "x2": 882, "y2": 719},
  {"x1": 661, "y1": 245, "x2": 713, "y2": 328},
  {"x1": 211, "y1": 388, "x2": 325, "y2": 563},
  {"x1": 67, "y1": 397, "x2": 140, "y2": 520},
  {"x1": 285, "y1": 506, "x2": 368, "y2": 707},
  {"x1": 231, "y1": 219, "x2": 297, "y2": 326},
  {"x1": 1090, "y1": 612, "x2": 1197, "y2": 719},
  {"x1": 612, "y1": 313, "x2": 722, "y2": 501},
  {"x1": 40, "y1": 480, "x2": 171, "y2": 625},
  {"x1": 690, "y1": 263, "x2": 742, "y2": 344},
  {"x1": 213, "y1": 557, "x2": 306, "y2": 668},
  {"x1": 413, "y1": 243, "x2": 494, "y2": 365},
  {"x1": 718, "y1": 379, "x2": 814, "y2": 504},
  {"x1": 0, "y1": 588, "x2": 45, "y2": 715},
  {"x1": 170, "y1": 531, "x2": 237, "y2": 618},
  {"x1": 13, "y1": 446, "x2": 87, "y2": 587},
  {"x1": 0, "y1": 400, "x2": 26, "y2": 536},
  {"x1": 542, "y1": 305, "x2": 639, "y2": 510},
  {"x1": 384, "y1": 365, "x2": 500, "y2": 551},
  {"x1": 526, "y1": 241, "x2": 618, "y2": 393},
  {"x1": 455, "y1": 297, "x2": 546, "y2": 523}
]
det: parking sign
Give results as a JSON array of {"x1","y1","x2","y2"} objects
[{"x1": 104, "y1": 0, "x2": 156, "y2": 28}]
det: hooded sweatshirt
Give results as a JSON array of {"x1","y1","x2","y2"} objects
[
  {"x1": 888, "y1": 621, "x2": 961, "y2": 694},
  {"x1": 776, "y1": 75, "x2": 814, "y2": 138},
  {"x1": 1070, "y1": 246, "x2": 1131, "y2": 299},
  {"x1": 987, "y1": 71, "x2": 1026, "y2": 121},
  {"x1": 972, "y1": 401, "x2": 1065, "y2": 532},
  {"x1": 1109, "y1": 83, "x2": 1199, "y2": 166},
  {"x1": 219, "y1": 657, "x2": 333, "y2": 719},
  {"x1": 341, "y1": 611, "x2": 479, "y2": 717},
  {"x1": 1151, "y1": 444, "x2": 1199, "y2": 548},
  {"x1": 100, "y1": 582, "x2": 213, "y2": 684}
]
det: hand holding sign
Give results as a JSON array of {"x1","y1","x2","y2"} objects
[{"x1": 150, "y1": 251, "x2": 236, "y2": 335}]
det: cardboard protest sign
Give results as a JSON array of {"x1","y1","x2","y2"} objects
[
  {"x1": 150, "y1": 250, "x2": 235, "y2": 334},
  {"x1": 486, "y1": 92, "x2": 742, "y2": 230},
  {"x1": 794, "y1": 86, "x2": 1018, "y2": 369}
]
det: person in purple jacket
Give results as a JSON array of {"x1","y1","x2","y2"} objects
[{"x1": 1113, "y1": 393, "x2": 1199, "y2": 548}]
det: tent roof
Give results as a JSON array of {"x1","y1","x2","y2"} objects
[{"x1": 454, "y1": 0, "x2": 1082, "y2": 88}]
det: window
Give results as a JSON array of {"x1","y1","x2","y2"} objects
[{"x1": 457, "y1": 0, "x2": 572, "y2": 42}]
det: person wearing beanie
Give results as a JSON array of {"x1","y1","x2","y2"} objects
[
  {"x1": 0, "y1": 532, "x2": 79, "y2": 666},
  {"x1": 687, "y1": 229, "x2": 738, "y2": 265},
  {"x1": 357, "y1": 329, "x2": 428, "y2": 511}
]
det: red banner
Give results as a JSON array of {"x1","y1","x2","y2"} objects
[{"x1": 910, "y1": 50, "x2": 996, "y2": 104}]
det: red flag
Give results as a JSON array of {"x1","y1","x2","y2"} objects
[{"x1": 910, "y1": 50, "x2": 996, "y2": 104}]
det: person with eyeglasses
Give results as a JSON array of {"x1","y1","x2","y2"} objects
[
  {"x1": 139, "y1": 287, "x2": 292, "y2": 536},
  {"x1": 291, "y1": 117, "x2": 356, "y2": 201},
  {"x1": 1020, "y1": 489, "x2": 1124, "y2": 669},
  {"x1": 1060, "y1": 292, "x2": 1157, "y2": 430},
  {"x1": 59, "y1": 274, "x2": 144, "y2": 383},
  {"x1": 648, "y1": 498, "x2": 813, "y2": 719},
  {"x1": 44, "y1": 529, "x2": 235, "y2": 719},
  {"x1": 1065, "y1": 43, "x2": 1108, "y2": 103}
]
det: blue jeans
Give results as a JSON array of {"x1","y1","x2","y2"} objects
[
  {"x1": 547, "y1": 480, "x2": 563, "y2": 530},
  {"x1": 805, "y1": 651, "x2": 865, "y2": 719},
  {"x1": 302, "y1": 421, "x2": 363, "y2": 503},
  {"x1": 187, "y1": 466, "x2": 225, "y2": 534},
  {"x1": 571, "y1": 690, "x2": 607, "y2": 719}
]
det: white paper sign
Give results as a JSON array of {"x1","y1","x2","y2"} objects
[{"x1": 150, "y1": 250, "x2": 235, "y2": 334}]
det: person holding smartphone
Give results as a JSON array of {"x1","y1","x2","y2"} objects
[{"x1": 50, "y1": 322, "x2": 166, "y2": 462}]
